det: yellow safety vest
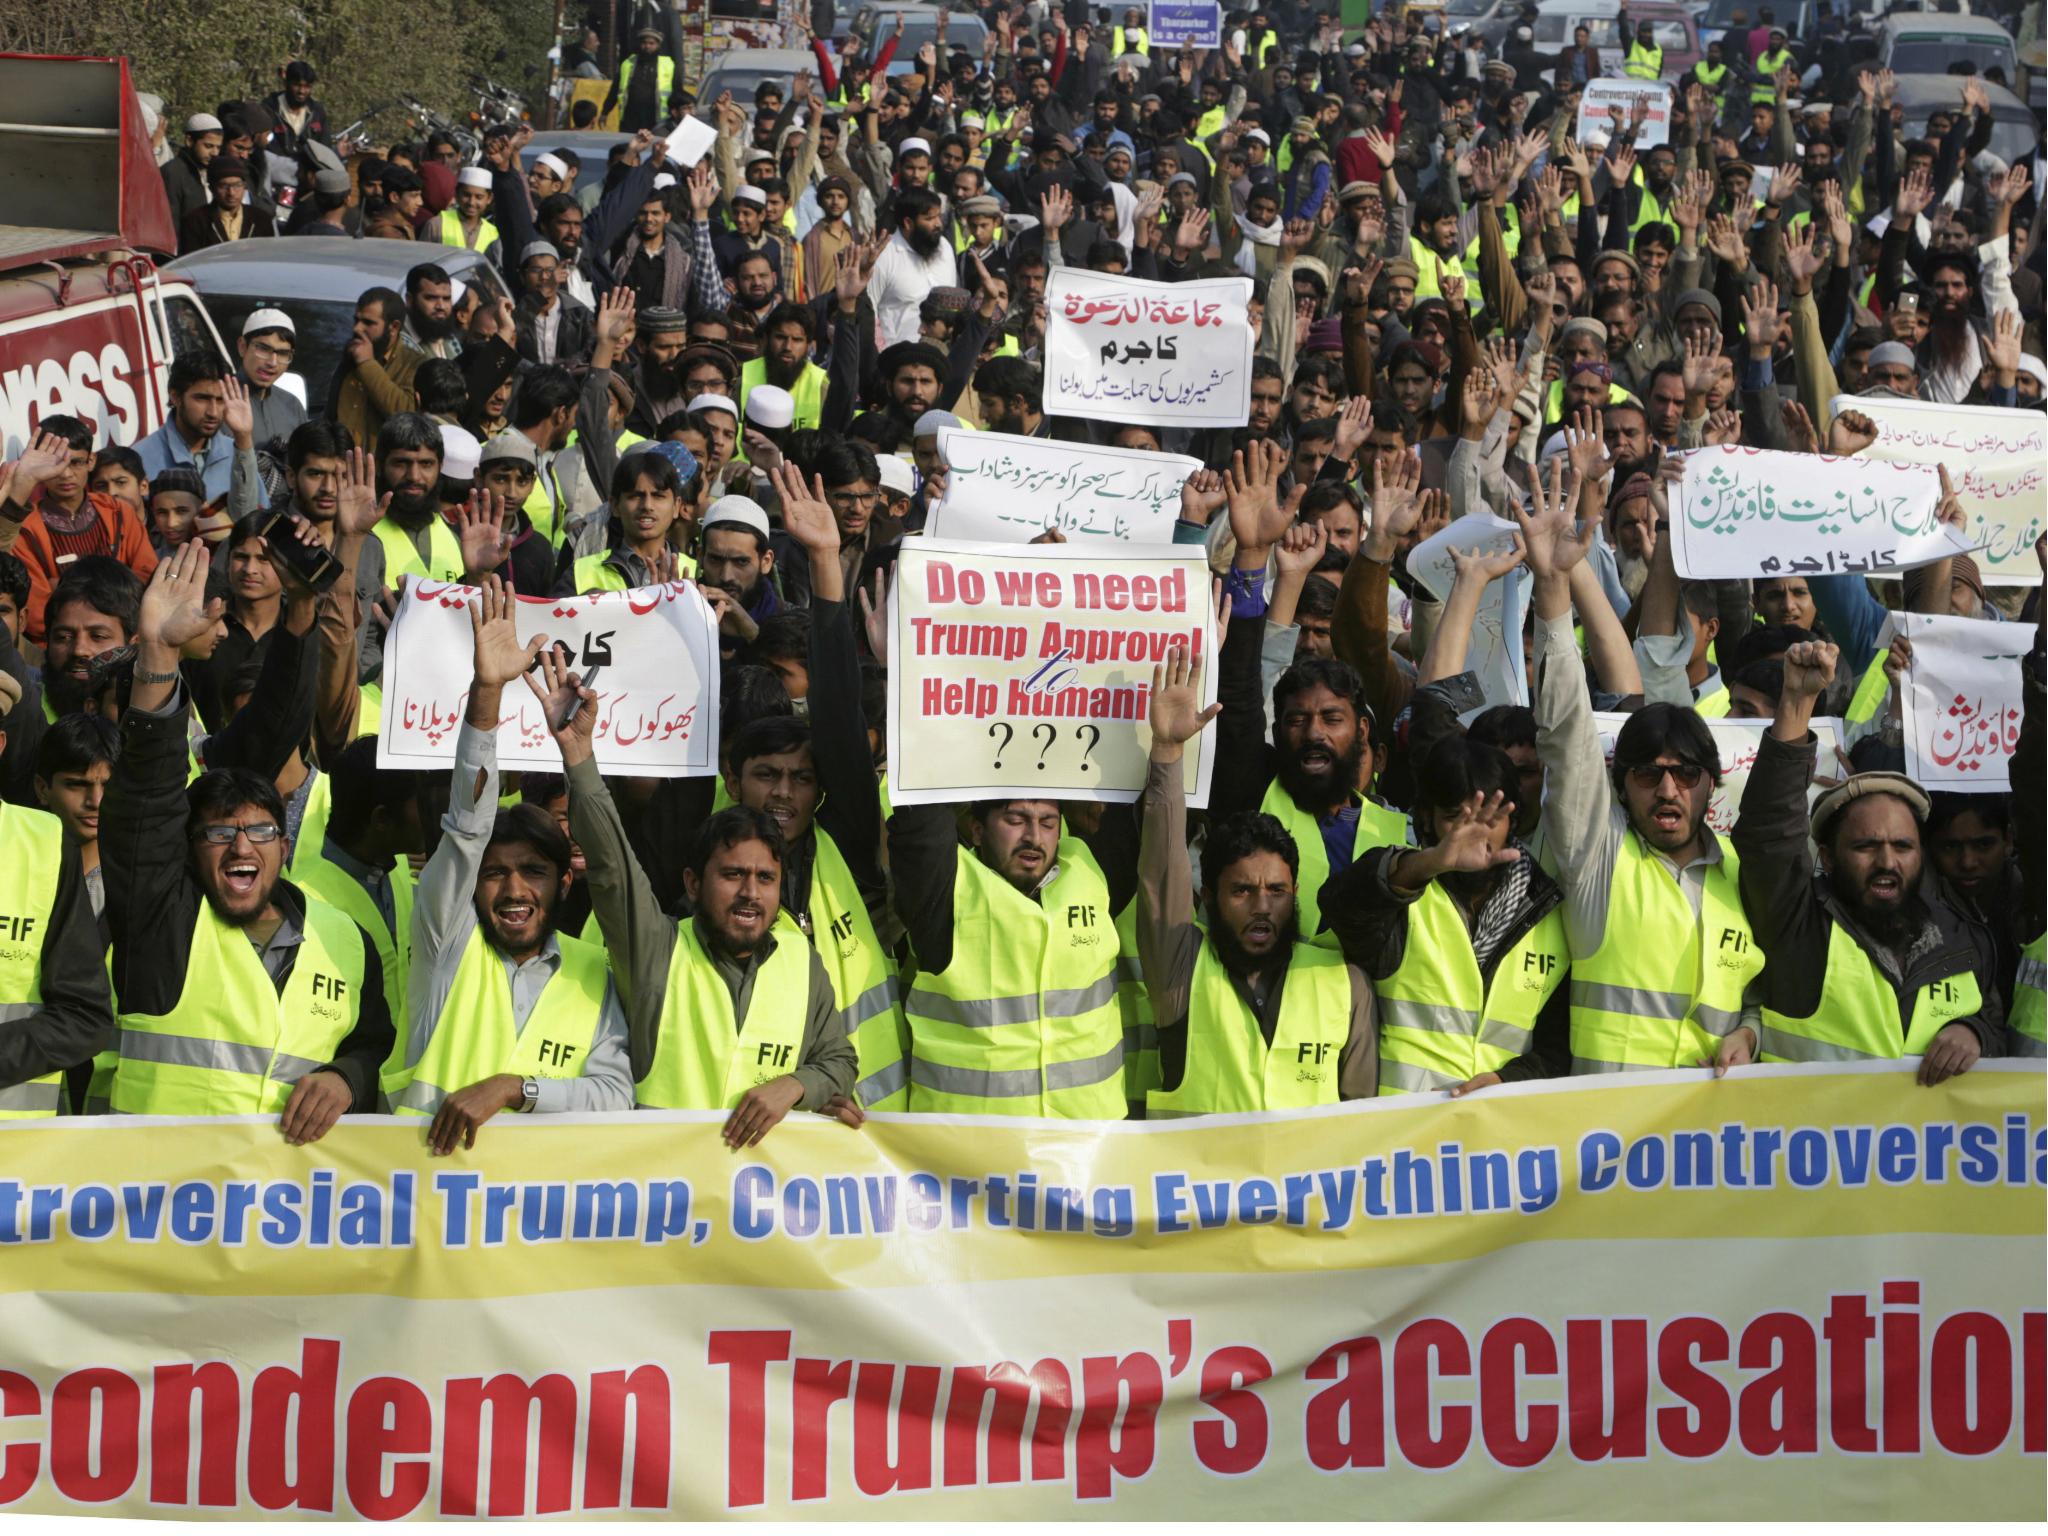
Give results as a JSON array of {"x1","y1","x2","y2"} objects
[
  {"x1": 290, "y1": 839, "x2": 415, "y2": 1100},
  {"x1": 372, "y1": 514, "x2": 465, "y2": 584},
  {"x1": 1258, "y1": 780, "x2": 1410, "y2": 946},
  {"x1": 738, "y1": 356, "x2": 828, "y2": 431},
  {"x1": 635, "y1": 912, "x2": 812, "y2": 1108},
  {"x1": 1113, "y1": 896, "x2": 1158, "y2": 1107},
  {"x1": 394, "y1": 927, "x2": 612, "y2": 1115},
  {"x1": 1544, "y1": 376, "x2": 1632, "y2": 424},
  {"x1": 1845, "y1": 649, "x2": 1890, "y2": 724},
  {"x1": 808, "y1": 828, "x2": 908, "y2": 1110},
  {"x1": 1569, "y1": 833, "x2": 1762, "y2": 1072},
  {"x1": 1463, "y1": 202, "x2": 1521, "y2": 267},
  {"x1": 1146, "y1": 940, "x2": 1352, "y2": 1116},
  {"x1": 904, "y1": 837, "x2": 1125, "y2": 1118},
  {"x1": 111, "y1": 893, "x2": 367, "y2": 1115},
  {"x1": 524, "y1": 454, "x2": 570, "y2": 547},
  {"x1": 0, "y1": 805, "x2": 68, "y2": 1117},
  {"x1": 1751, "y1": 47, "x2": 1791, "y2": 101},
  {"x1": 621, "y1": 54, "x2": 676, "y2": 102},
  {"x1": 1375, "y1": 877, "x2": 1570, "y2": 1095},
  {"x1": 2010, "y1": 933, "x2": 2045, "y2": 1056},
  {"x1": 437, "y1": 207, "x2": 500, "y2": 254},
  {"x1": 1409, "y1": 234, "x2": 1470, "y2": 307},
  {"x1": 1112, "y1": 26, "x2": 1148, "y2": 56},
  {"x1": 1695, "y1": 679, "x2": 1731, "y2": 717},
  {"x1": 1625, "y1": 40, "x2": 1664, "y2": 79},
  {"x1": 571, "y1": 548, "x2": 698, "y2": 592},
  {"x1": 1757, "y1": 923, "x2": 1982, "y2": 1063},
  {"x1": 1693, "y1": 61, "x2": 1727, "y2": 90}
]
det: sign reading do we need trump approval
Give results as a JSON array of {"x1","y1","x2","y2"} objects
[{"x1": 887, "y1": 538, "x2": 1218, "y2": 806}]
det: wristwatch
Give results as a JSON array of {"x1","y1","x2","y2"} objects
[{"x1": 517, "y1": 1077, "x2": 540, "y2": 1113}]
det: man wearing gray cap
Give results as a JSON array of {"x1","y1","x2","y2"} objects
[{"x1": 1731, "y1": 640, "x2": 2004, "y2": 1081}]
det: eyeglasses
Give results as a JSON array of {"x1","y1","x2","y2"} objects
[
  {"x1": 194, "y1": 821, "x2": 283, "y2": 845},
  {"x1": 246, "y1": 340, "x2": 294, "y2": 363},
  {"x1": 1625, "y1": 763, "x2": 1706, "y2": 790},
  {"x1": 829, "y1": 490, "x2": 880, "y2": 510}
]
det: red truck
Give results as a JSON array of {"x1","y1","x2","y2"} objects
[{"x1": 0, "y1": 53, "x2": 228, "y2": 460}]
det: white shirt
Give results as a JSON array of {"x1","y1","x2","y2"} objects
[
  {"x1": 868, "y1": 230, "x2": 957, "y2": 348},
  {"x1": 533, "y1": 300, "x2": 562, "y2": 365}
]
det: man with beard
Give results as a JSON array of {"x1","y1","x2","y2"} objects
[
  {"x1": 626, "y1": 307, "x2": 692, "y2": 435},
  {"x1": 872, "y1": 340, "x2": 947, "y2": 442},
  {"x1": 100, "y1": 542, "x2": 392, "y2": 1137},
  {"x1": 400, "y1": 263, "x2": 461, "y2": 361},
  {"x1": 1325, "y1": 733, "x2": 1573, "y2": 1094},
  {"x1": 1137, "y1": 643, "x2": 1378, "y2": 1115},
  {"x1": 1732, "y1": 640, "x2": 2002, "y2": 1081},
  {"x1": 333, "y1": 288, "x2": 425, "y2": 450},
  {"x1": 534, "y1": 676, "x2": 855, "y2": 1135},
  {"x1": 867, "y1": 187, "x2": 957, "y2": 348},
  {"x1": 1518, "y1": 458, "x2": 1764, "y2": 1074},
  {"x1": 396, "y1": 576, "x2": 632, "y2": 1147},
  {"x1": 364, "y1": 412, "x2": 463, "y2": 587},
  {"x1": 1915, "y1": 251, "x2": 1996, "y2": 407},
  {"x1": 697, "y1": 497, "x2": 784, "y2": 653},
  {"x1": 740, "y1": 303, "x2": 827, "y2": 431},
  {"x1": 1213, "y1": 443, "x2": 1411, "y2": 947}
]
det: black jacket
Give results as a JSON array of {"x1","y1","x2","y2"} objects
[
  {"x1": 0, "y1": 809, "x2": 114, "y2": 1099},
  {"x1": 1733, "y1": 731, "x2": 2006, "y2": 1053}
]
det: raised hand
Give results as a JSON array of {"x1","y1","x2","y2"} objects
[
  {"x1": 1566, "y1": 405, "x2": 1608, "y2": 481},
  {"x1": 1779, "y1": 398, "x2": 1820, "y2": 454},
  {"x1": 1331, "y1": 395, "x2": 1374, "y2": 463},
  {"x1": 1704, "y1": 213, "x2": 1747, "y2": 268},
  {"x1": 1894, "y1": 165, "x2": 1933, "y2": 220},
  {"x1": 138, "y1": 539, "x2": 223, "y2": 652},
  {"x1": 1702, "y1": 407, "x2": 1742, "y2": 445},
  {"x1": 1512, "y1": 455, "x2": 1592, "y2": 581},
  {"x1": 594, "y1": 284, "x2": 637, "y2": 347},
  {"x1": 1178, "y1": 467, "x2": 1227, "y2": 526},
  {"x1": 835, "y1": 233, "x2": 886, "y2": 307},
  {"x1": 1274, "y1": 519, "x2": 1329, "y2": 584},
  {"x1": 1827, "y1": 408, "x2": 1879, "y2": 456},
  {"x1": 1367, "y1": 450, "x2": 1423, "y2": 555},
  {"x1": 1224, "y1": 441, "x2": 1291, "y2": 556},
  {"x1": 1681, "y1": 330, "x2": 1719, "y2": 398},
  {"x1": 857, "y1": 566, "x2": 890, "y2": 664},
  {"x1": 1766, "y1": 162, "x2": 1801, "y2": 207},
  {"x1": 1986, "y1": 307, "x2": 2023, "y2": 381},
  {"x1": 1460, "y1": 367, "x2": 1503, "y2": 433},
  {"x1": 773, "y1": 463, "x2": 840, "y2": 555},
  {"x1": 1740, "y1": 277, "x2": 1781, "y2": 359},
  {"x1": 4, "y1": 431, "x2": 74, "y2": 499},
  {"x1": 222, "y1": 375, "x2": 255, "y2": 444},
  {"x1": 1781, "y1": 638, "x2": 1838, "y2": 701},
  {"x1": 1450, "y1": 532, "x2": 1526, "y2": 586},
  {"x1": 688, "y1": 161, "x2": 720, "y2": 217},
  {"x1": 335, "y1": 446, "x2": 387, "y2": 537},
  {"x1": 457, "y1": 490, "x2": 512, "y2": 576},
  {"x1": 1040, "y1": 183, "x2": 1073, "y2": 234},
  {"x1": 522, "y1": 639, "x2": 598, "y2": 763},
  {"x1": 1780, "y1": 220, "x2": 1824, "y2": 292},
  {"x1": 468, "y1": 573, "x2": 546, "y2": 690},
  {"x1": 1147, "y1": 642, "x2": 1221, "y2": 752},
  {"x1": 1173, "y1": 208, "x2": 1211, "y2": 257}
]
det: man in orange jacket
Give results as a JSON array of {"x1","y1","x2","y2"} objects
[{"x1": 0, "y1": 416, "x2": 157, "y2": 644}]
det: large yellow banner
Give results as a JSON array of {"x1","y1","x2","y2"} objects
[{"x1": 0, "y1": 1064, "x2": 2041, "y2": 1519}]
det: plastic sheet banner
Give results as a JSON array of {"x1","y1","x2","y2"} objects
[
  {"x1": 886, "y1": 537, "x2": 1217, "y2": 806},
  {"x1": 1828, "y1": 394, "x2": 2047, "y2": 585},
  {"x1": 378, "y1": 577, "x2": 722, "y2": 778},
  {"x1": 1674, "y1": 446, "x2": 1975, "y2": 579},
  {"x1": 1044, "y1": 269, "x2": 1254, "y2": 428},
  {"x1": 0, "y1": 1065, "x2": 2040, "y2": 1519},
  {"x1": 1898, "y1": 611, "x2": 2029, "y2": 792}
]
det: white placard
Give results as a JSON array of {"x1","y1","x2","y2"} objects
[
  {"x1": 928, "y1": 429, "x2": 1201, "y2": 546},
  {"x1": 1594, "y1": 712, "x2": 1846, "y2": 836},
  {"x1": 1575, "y1": 79, "x2": 1673, "y2": 147},
  {"x1": 1674, "y1": 445, "x2": 1975, "y2": 578},
  {"x1": 661, "y1": 115, "x2": 718, "y2": 168},
  {"x1": 1897, "y1": 612, "x2": 2028, "y2": 792},
  {"x1": 377, "y1": 578, "x2": 722, "y2": 777},
  {"x1": 1407, "y1": 512, "x2": 1531, "y2": 707},
  {"x1": 1043, "y1": 268, "x2": 1254, "y2": 429},
  {"x1": 1827, "y1": 393, "x2": 2046, "y2": 585},
  {"x1": 886, "y1": 538, "x2": 1217, "y2": 807}
]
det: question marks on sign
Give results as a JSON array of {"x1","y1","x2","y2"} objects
[
  {"x1": 1075, "y1": 723, "x2": 1100, "y2": 773},
  {"x1": 1032, "y1": 722, "x2": 1056, "y2": 769},
  {"x1": 989, "y1": 721, "x2": 1014, "y2": 768}
]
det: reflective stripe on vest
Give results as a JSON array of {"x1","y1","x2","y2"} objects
[
  {"x1": 636, "y1": 912, "x2": 811, "y2": 1108},
  {"x1": 739, "y1": 356, "x2": 828, "y2": 431},
  {"x1": 810, "y1": 828, "x2": 908, "y2": 1110},
  {"x1": 1258, "y1": 780, "x2": 1410, "y2": 946},
  {"x1": 395, "y1": 928, "x2": 611, "y2": 1115},
  {"x1": 1845, "y1": 648, "x2": 1891, "y2": 724},
  {"x1": 0, "y1": 806, "x2": 66, "y2": 1118},
  {"x1": 904, "y1": 837, "x2": 1125, "y2": 1118},
  {"x1": 1569, "y1": 833, "x2": 1761, "y2": 1072},
  {"x1": 1146, "y1": 941, "x2": 1352, "y2": 1116},
  {"x1": 1374, "y1": 878, "x2": 1569, "y2": 1096},
  {"x1": 1695, "y1": 680, "x2": 1731, "y2": 717},
  {"x1": 1113, "y1": 896, "x2": 1158, "y2": 1106},
  {"x1": 111, "y1": 894, "x2": 367, "y2": 1115},
  {"x1": 1758, "y1": 921, "x2": 1982, "y2": 1063},
  {"x1": 290, "y1": 840, "x2": 415, "y2": 1099},
  {"x1": 622, "y1": 54, "x2": 676, "y2": 103},
  {"x1": 1751, "y1": 49, "x2": 1790, "y2": 100},
  {"x1": 2010, "y1": 934, "x2": 2045, "y2": 1055},
  {"x1": 372, "y1": 515, "x2": 465, "y2": 585}
]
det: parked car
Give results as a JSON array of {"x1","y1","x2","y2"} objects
[
  {"x1": 696, "y1": 47, "x2": 817, "y2": 116},
  {"x1": 518, "y1": 131, "x2": 632, "y2": 176},
  {"x1": 1888, "y1": 73, "x2": 2040, "y2": 174},
  {"x1": 1532, "y1": 0, "x2": 1700, "y2": 77},
  {"x1": 1443, "y1": 0, "x2": 1520, "y2": 52},
  {"x1": 163, "y1": 239, "x2": 514, "y2": 416},
  {"x1": 835, "y1": 6, "x2": 990, "y2": 62},
  {"x1": 1693, "y1": 0, "x2": 1817, "y2": 52},
  {"x1": 1878, "y1": 12, "x2": 2019, "y2": 83}
]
